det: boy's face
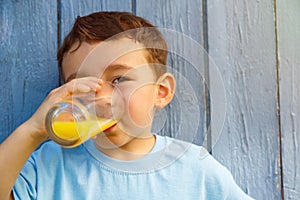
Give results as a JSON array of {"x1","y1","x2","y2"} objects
[{"x1": 62, "y1": 39, "x2": 158, "y2": 148}]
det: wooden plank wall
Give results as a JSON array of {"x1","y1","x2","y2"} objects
[
  {"x1": 0, "y1": 1, "x2": 58, "y2": 140},
  {"x1": 207, "y1": 1, "x2": 281, "y2": 199},
  {"x1": 277, "y1": 0, "x2": 300, "y2": 199},
  {"x1": 1, "y1": 1, "x2": 299, "y2": 199}
]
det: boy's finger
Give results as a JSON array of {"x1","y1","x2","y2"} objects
[
  {"x1": 46, "y1": 77, "x2": 103, "y2": 104},
  {"x1": 65, "y1": 77, "x2": 102, "y2": 93},
  {"x1": 73, "y1": 84, "x2": 92, "y2": 93}
]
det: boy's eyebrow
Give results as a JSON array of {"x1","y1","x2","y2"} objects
[
  {"x1": 65, "y1": 64, "x2": 135, "y2": 82},
  {"x1": 105, "y1": 63, "x2": 135, "y2": 71}
]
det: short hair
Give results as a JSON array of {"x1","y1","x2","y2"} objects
[{"x1": 57, "y1": 11, "x2": 168, "y2": 81}]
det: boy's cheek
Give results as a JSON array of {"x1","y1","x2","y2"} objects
[
  {"x1": 114, "y1": 84, "x2": 156, "y2": 131},
  {"x1": 127, "y1": 88, "x2": 155, "y2": 127}
]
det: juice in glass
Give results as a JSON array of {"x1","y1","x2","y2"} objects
[{"x1": 50, "y1": 118, "x2": 117, "y2": 147}]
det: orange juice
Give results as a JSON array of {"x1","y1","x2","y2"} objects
[{"x1": 51, "y1": 118, "x2": 117, "y2": 146}]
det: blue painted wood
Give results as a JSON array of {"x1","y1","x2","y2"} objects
[
  {"x1": 207, "y1": 1, "x2": 281, "y2": 199},
  {"x1": 277, "y1": 0, "x2": 300, "y2": 199},
  {"x1": 0, "y1": 1, "x2": 58, "y2": 143},
  {"x1": 136, "y1": 0, "x2": 207, "y2": 146}
]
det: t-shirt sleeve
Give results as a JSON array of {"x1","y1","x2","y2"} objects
[
  {"x1": 204, "y1": 155, "x2": 255, "y2": 199},
  {"x1": 12, "y1": 156, "x2": 37, "y2": 200},
  {"x1": 225, "y1": 170, "x2": 255, "y2": 200},
  {"x1": 197, "y1": 148, "x2": 254, "y2": 199}
]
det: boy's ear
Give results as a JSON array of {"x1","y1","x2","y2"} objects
[{"x1": 155, "y1": 73, "x2": 176, "y2": 109}]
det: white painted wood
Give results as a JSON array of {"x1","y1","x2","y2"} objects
[
  {"x1": 277, "y1": 0, "x2": 300, "y2": 199},
  {"x1": 207, "y1": 0, "x2": 281, "y2": 199}
]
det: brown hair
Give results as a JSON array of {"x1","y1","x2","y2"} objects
[{"x1": 57, "y1": 11, "x2": 168, "y2": 81}]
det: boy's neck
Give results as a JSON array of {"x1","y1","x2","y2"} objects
[{"x1": 94, "y1": 135, "x2": 156, "y2": 161}]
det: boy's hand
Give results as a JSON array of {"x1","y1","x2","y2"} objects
[
  {"x1": 0, "y1": 77, "x2": 102, "y2": 200},
  {"x1": 25, "y1": 77, "x2": 102, "y2": 139}
]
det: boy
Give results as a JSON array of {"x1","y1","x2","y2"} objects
[{"x1": 0, "y1": 12, "x2": 253, "y2": 199}]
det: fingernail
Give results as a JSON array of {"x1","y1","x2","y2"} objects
[{"x1": 98, "y1": 79, "x2": 104, "y2": 85}]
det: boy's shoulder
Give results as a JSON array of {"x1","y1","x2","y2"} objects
[
  {"x1": 152, "y1": 135, "x2": 232, "y2": 182},
  {"x1": 30, "y1": 140, "x2": 87, "y2": 166},
  {"x1": 157, "y1": 135, "x2": 226, "y2": 171},
  {"x1": 154, "y1": 135, "x2": 253, "y2": 199}
]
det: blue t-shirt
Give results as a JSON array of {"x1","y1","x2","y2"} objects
[{"x1": 13, "y1": 135, "x2": 253, "y2": 200}]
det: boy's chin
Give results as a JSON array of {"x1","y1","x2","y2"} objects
[
  {"x1": 114, "y1": 122, "x2": 153, "y2": 138},
  {"x1": 92, "y1": 123, "x2": 153, "y2": 150},
  {"x1": 93, "y1": 130, "x2": 134, "y2": 150}
]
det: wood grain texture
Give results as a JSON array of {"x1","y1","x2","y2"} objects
[
  {"x1": 136, "y1": 0, "x2": 207, "y2": 146},
  {"x1": 277, "y1": 0, "x2": 300, "y2": 199},
  {"x1": 207, "y1": 0, "x2": 281, "y2": 199},
  {"x1": 0, "y1": 1, "x2": 58, "y2": 142}
]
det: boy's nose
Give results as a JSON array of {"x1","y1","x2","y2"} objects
[
  {"x1": 96, "y1": 81, "x2": 113, "y2": 96},
  {"x1": 94, "y1": 101, "x2": 113, "y2": 119},
  {"x1": 86, "y1": 96, "x2": 113, "y2": 119},
  {"x1": 92, "y1": 81, "x2": 124, "y2": 120}
]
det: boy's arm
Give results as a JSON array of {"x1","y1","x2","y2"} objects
[
  {"x1": 0, "y1": 121, "x2": 48, "y2": 200},
  {"x1": 0, "y1": 77, "x2": 102, "y2": 200}
]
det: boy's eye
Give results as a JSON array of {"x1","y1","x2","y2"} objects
[{"x1": 111, "y1": 76, "x2": 129, "y2": 85}]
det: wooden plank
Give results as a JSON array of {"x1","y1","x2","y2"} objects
[
  {"x1": 207, "y1": 1, "x2": 281, "y2": 199},
  {"x1": 136, "y1": 0, "x2": 207, "y2": 146},
  {"x1": 59, "y1": 0, "x2": 132, "y2": 44},
  {"x1": 0, "y1": 1, "x2": 58, "y2": 143},
  {"x1": 277, "y1": 0, "x2": 300, "y2": 199}
]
